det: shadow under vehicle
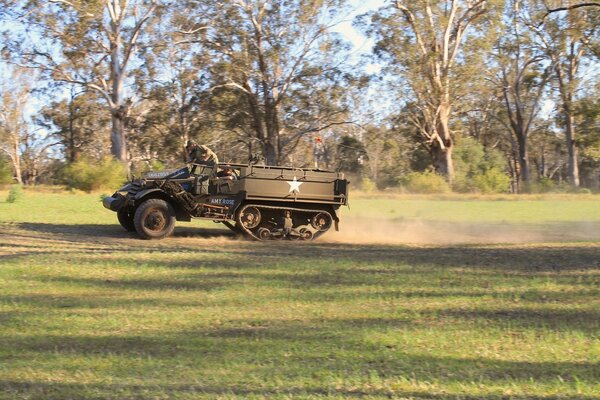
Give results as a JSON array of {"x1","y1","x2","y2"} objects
[{"x1": 103, "y1": 163, "x2": 349, "y2": 241}]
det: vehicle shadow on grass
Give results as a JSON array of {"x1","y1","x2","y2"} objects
[{"x1": 13, "y1": 222, "x2": 235, "y2": 240}]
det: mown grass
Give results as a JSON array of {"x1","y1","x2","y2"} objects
[{"x1": 0, "y1": 190, "x2": 599, "y2": 399}]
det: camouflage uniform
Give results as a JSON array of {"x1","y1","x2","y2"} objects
[{"x1": 188, "y1": 144, "x2": 219, "y2": 167}]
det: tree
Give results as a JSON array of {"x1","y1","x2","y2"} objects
[
  {"x1": 525, "y1": 0, "x2": 598, "y2": 186},
  {"x1": 38, "y1": 88, "x2": 111, "y2": 163},
  {"x1": 365, "y1": 0, "x2": 502, "y2": 182},
  {"x1": 575, "y1": 87, "x2": 600, "y2": 188},
  {"x1": 0, "y1": 67, "x2": 30, "y2": 184},
  {"x1": 181, "y1": 0, "x2": 353, "y2": 165},
  {"x1": 336, "y1": 135, "x2": 367, "y2": 175},
  {"x1": 492, "y1": 0, "x2": 551, "y2": 190},
  {"x1": 2, "y1": 0, "x2": 161, "y2": 163},
  {"x1": 126, "y1": 31, "x2": 219, "y2": 167}
]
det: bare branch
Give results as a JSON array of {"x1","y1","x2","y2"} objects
[
  {"x1": 542, "y1": 2, "x2": 600, "y2": 21},
  {"x1": 394, "y1": 1, "x2": 429, "y2": 56},
  {"x1": 176, "y1": 26, "x2": 209, "y2": 35},
  {"x1": 122, "y1": 2, "x2": 158, "y2": 70}
]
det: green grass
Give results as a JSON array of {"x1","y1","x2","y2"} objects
[{"x1": 0, "y1": 190, "x2": 599, "y2": 399}]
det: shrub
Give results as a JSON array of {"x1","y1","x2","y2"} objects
[
  {"x1": 6, "y1": 184, "x2": 23, "y2": 203},
  {"x1": 401, "y1": 171, "x2": 451, "y2": 194},
  {"x1": 529, "y1": 177, "x2": 556, "y2": 193},
  {"x1": 470, "y1": 168, "x2": 511, "y2": 194},
  {"x1": 0, "y1": 156, "x2": 13, "y2": 185},
  {"x1": 62, "y1": 157, "x2": 127, "y2": 192},
  {"x1": 360, "y1": 177, "x2": 377, "y2": 193},
  {"x1": 453, "y1": 137, "x2": 510, "y2": 194}
]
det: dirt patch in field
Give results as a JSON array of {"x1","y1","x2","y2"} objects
[
  {"x1": 2, "y1": 219, "x2": 599, "y2": 249},
  {"x1": 323, "y1": 217, "x2": 600, "y2": 244}
]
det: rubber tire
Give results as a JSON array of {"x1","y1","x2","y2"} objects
[
  {"x1": 134, "y1": 199, "x2": 176, "y2": 240},
  {"x1": 117, "y1": 209, "x2": 136, "y2": 232}
]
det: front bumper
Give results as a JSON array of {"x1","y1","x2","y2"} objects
[{"x1": 103, "y1": 194, "x2": 126, "y2": 211}]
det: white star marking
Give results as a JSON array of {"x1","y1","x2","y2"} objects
[{"x1": 287, "y1": 176, "x2": 303, "y2": 194}]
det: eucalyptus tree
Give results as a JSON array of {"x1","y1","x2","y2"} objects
[
  {"x1": 128, "y1": 41, "x2": 215, "y2": 166},
  {"x1": 179, "y1": 0, "x2": 354, "y2": 165},
  {"x1": 363, "y1": 0, "x2": 503, "y2": 182},
  {"x1": 575, "y1": 86, "x2": 600, "y2": 188},
  {"x1": 1, "y1": 0, "x2": 162, "y2": 163},
  {"x1": 492, "y1": 0, "x2": 551, "y2": 190},
  {"x1": 525, "y1": 0, "x2": 598, "y2": 186},
  {"x1": 0, "y1": 71, "x2": 28, "y2": 184},
  {"x1": 37, "y1": 88, "x2": 111, "y2": 163}
]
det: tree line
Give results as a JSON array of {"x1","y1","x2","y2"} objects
[{"x1": 0, "y1": 0, "x2": 598, "y2": 193}]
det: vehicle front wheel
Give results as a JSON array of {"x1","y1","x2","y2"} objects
[
  {"x1": 117, "y1": 209, "x2": 136, "y2": 232},
  {"x1": 134, "y1": 199, "x2": 176, "y2": 239}
]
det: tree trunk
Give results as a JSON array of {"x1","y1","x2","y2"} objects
[
  {"x1": 432, "y1": 103, "x2": 454, "y2": 182},
  {"x1": 11, "y1": 137, "x2": 22, "y2": 184},
  {"x1": 431, "y1": 142, "x2": 454, "y2": 181},
  {"x1": 111, "y1": 109, "x2": 127, "y2": 161},
  {"x1": 264, "y1": 101, "x2": 280, "y2": 165},
  {"x1": 517, "y1": 133, "x2": 530, "y2": 190},
  {"x1": 565, "y1": 112, "x2": 580, "y2": 187},
  {"x1": 110, "y1": 16, "x2": 127, "y2": 163},
  {"x1": 264, "y1": 132, "x2": 278, "y2": 166}
]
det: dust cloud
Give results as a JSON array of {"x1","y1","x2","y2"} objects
[{"x1": 323, "y1": 217, "x2": 600, "y2": 245}]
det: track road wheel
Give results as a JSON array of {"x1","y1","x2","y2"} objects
[
  {"x1": 134, "y1": 199, "x2": 176, "y2": 239},
  {"x1": 117, "y1": 209, "x2": 135, "y2": 232},
  {"x1": 299, "y1": 228, "x2": 313, "y2": 241},
  {"x1": 257, "y1": 227, "x2": 271, "y2": 240},
  {"x1": 239, "y1": 206, "x2": 261, "y2": 229},
  {"x1": 311, "y1": 212, "x2": 333, "y2": 232}
]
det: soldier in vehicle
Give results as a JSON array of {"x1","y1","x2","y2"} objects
[
  {"x1": 186, "y1": 140, "x2": 219, "y2": 173},
  {"x1": 216, "y1": 165, "x2": 237, "y2": 181}
]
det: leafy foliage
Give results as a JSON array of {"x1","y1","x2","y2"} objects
[
  {"x1": 5, "y1": 184, "x2": 22, "y2": 203},
  {"x1": 471, "y1": 168, "x2": 511, "y2": 194},
  {"x1": 0, "y1": 0, "x2": 599, "y2": 191},
  {"x1": 401, "y1": 171, "x2": 451, "y2": 194},
  {"x1": 336, "y1": 135, "x2": 367, "y2": 174},
  {"x1": 453, "y1": 137, "x2": 510, "y2": 193},
  {"x1": 0, "y1": 155, "x2": 13, "y2": 185},
  {"x1": 185, "y1": 0, "x2": 353, "y2": 164},
  {"x1": 60, "y1": 157, "x2": 126, "y2": 192},
  {"x1": 364, "y1": 0, "x2": 503, "y2": 178}
]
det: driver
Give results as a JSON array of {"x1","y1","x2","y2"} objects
[{"x1": 216, "y1": 165, "x2": 237, "y2": 181}]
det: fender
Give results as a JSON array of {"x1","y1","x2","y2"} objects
[
  {"x1": 133, "y1": 188, "x2": 191, "y2": 222},
  {"x1": 134, "y1": 188, "x2": 165, "y2": 201},
  {"x1": 229, "y1": 191, "x2": 248, "y2": 216}
]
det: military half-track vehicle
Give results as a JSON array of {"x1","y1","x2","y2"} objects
[{"x1": 103, "y1": 163, "x2": 349, "y2": 241}]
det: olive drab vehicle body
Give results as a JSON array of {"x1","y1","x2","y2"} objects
[{"x1": 103, "y1": 163, "x2": 349, "y2": 241}]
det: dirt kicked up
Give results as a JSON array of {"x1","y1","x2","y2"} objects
[{"x1": 325, "y1": 216, "x2": 600, "y2": 244}]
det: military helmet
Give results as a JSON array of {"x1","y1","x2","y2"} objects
[{"x1": 186, "y1": 139, "x2": 197, "y2": 148}]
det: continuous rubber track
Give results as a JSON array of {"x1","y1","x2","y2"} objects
[{"x1": 235, "y1": 203, "x2": 334, "y2": 241}]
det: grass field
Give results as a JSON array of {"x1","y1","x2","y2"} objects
[{"x1": 0, "y1": 189, "x2": 599, "y2": 399}]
